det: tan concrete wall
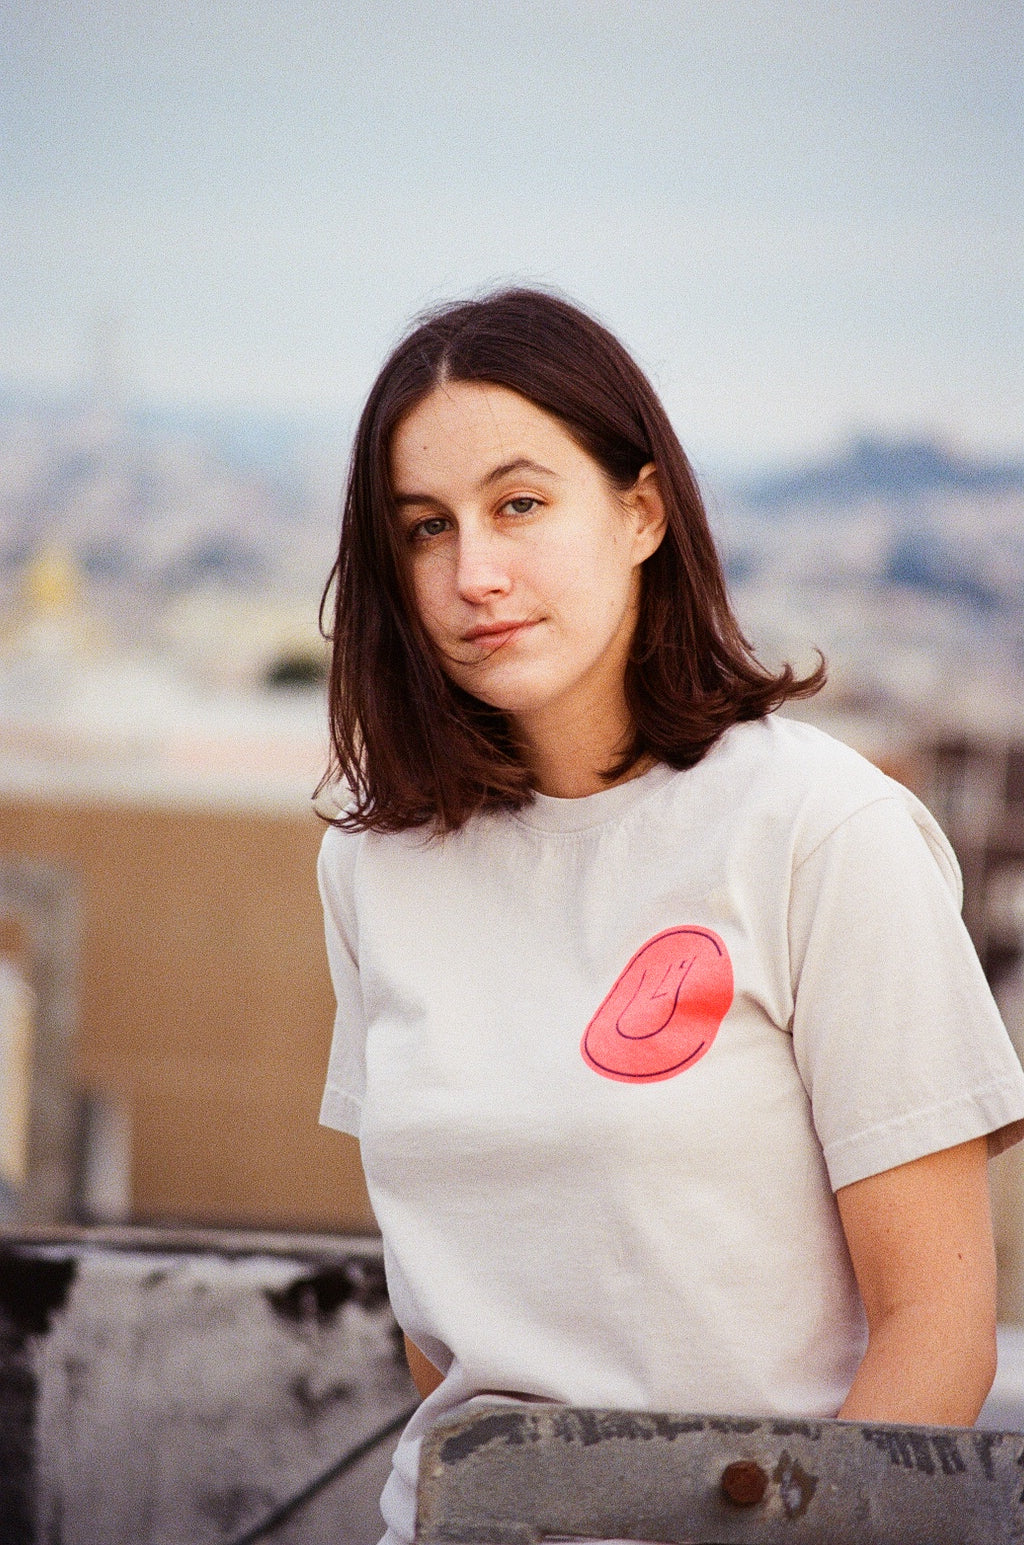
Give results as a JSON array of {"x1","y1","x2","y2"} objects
[{"x1": 0, "y1": 796, "x2": 374, "y2": 1231}]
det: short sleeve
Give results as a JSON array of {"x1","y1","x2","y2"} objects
[
  {"x1": 788, "y1": 791, "x2": 1024, "y2": 1191},
  {"x1": 317, "y1": 826, "x2": 367, "y2": 1137}
]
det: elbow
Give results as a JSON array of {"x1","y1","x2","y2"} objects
[
  {"x1": 975, "y1": 1319, "x2": 998, "y2": 1410},
  {"x1": 848, "y1": 1301, "x2": 999, "y2": 1426},
  {"x1": 925, "y1": 1303, "x2": 997, "y2": 1423},
  {"x1": 929, "y1": 1306, "x2": 997, "y2": 1424}
]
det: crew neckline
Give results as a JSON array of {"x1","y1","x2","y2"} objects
[{"x1": 513, "y1": 760, "x2": 679, "y2": 833}]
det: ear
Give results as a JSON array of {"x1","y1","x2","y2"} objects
[{"x1": 626, "y1": 462, "x2": 668, "y2": 564}]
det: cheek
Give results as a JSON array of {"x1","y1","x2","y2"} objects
[
  {"x1": 543, "y1": 520, "x2": 631, "y2": 600},
  {"x1": 549, "y1": 537, "x2": 639, "y2": 635},
  {"x1": 407, "y1": 562, "x2": 447, "y2": 638}
]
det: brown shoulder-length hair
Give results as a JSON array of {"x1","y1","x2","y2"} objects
[{"x1": 318, "y1": 286, "x2": 824, "y2": 832}]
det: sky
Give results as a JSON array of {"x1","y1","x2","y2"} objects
[{"x1": 1, "y1": 0, "x2": 1021, "y2": 471}]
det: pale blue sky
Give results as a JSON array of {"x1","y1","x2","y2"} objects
[{"x1": 1, "y1": 0, "x2": 1021, "y2": 469}]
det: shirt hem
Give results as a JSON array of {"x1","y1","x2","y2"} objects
[{"x1": 319, "y1": 1084, "x2": 362, "y2": 1137}]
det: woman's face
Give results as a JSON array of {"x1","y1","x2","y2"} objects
[{"x1": 388, "y1": 381, "x2": 665, "y2": 759}]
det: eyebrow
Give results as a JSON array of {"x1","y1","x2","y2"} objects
[{"x1": 393, "y1": 458, "x2": 561, "y2": 508}]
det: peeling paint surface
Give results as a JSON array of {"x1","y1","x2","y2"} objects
[
  {"x1": 0, "y1": 1233, "x2": 415, "y2": 1545},
  {"x1": 418, "y1": 1404, "x2": 1024, "y2": 1545}
]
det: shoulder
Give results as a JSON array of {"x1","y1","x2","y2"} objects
[
  {"x1": 710, "y1": 714, "x2": 891, "y2": 793},
  {"x1": 316, "y1": 824, "x2": 364, "y2": 945},
  {"x1": 317, "y1": 807, "x2": 473, "y2": 898},
  {"x1": 318, "y1": 817, "x2": 363, "y2": 881},
  {"x1": 690, "y1": 715, "x2": 892, "y2": 821},
  {"x1": 695, "y1": 717, "x2": 958, "y2": 887}
]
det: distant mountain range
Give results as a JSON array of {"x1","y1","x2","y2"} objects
[{"x1": 741, "y1": 436, "x2": 1024, "y2": 510}]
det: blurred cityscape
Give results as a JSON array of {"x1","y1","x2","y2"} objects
[{"x1": 720, "y1": 435, "x2": 1024, "y2": 735}]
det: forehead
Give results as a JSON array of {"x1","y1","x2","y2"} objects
[{"x1": 389, "y1": 382, "x2": 587, "y2": 493}]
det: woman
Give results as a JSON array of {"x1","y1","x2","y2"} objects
[{"x1": 316, "y1": 288, "x2": 1024, "y2": 1545}]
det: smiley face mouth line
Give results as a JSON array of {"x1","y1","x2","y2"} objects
[{"x1": 584, "y1": 1039, "x2": 708, "y2": 1080}]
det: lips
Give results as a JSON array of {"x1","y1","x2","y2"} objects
[{"x1": 462, "y1": 620, "x2": 535, "y2": 649}]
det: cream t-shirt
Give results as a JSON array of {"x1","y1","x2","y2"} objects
[{"x1": 319, "y1": 716, "x2": 1024, "y2": 1545}]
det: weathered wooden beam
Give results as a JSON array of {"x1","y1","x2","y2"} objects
[{"x1": 416, "y1": 1404, "x2": 1024, "y2": 1544}]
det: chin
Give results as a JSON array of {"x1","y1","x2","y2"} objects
[{"x1": 454, "y1": 671, "x2": 555, "y2": 717}]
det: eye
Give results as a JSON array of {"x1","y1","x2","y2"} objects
[
  {"x1": 409, "y1": 515, "x2": 451, "y2": 541},
  {"x1": 502, "y1": 496, "x2": 539, "y2": 516}
]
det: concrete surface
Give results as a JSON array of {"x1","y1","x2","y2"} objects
[{"x1": 0, "y1": 1227, "x2": 415, "y2": 1545}]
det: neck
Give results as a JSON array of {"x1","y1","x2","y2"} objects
[
  {"x1": 516, "y1": 694, "x2": 649, "y2": 798},
  {"x1": 532, "y1": 751, "x2": 655, "y2": 799}
]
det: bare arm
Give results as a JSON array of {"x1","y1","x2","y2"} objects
[
  {"x1": 835, "y1": 1136, "x2": 997, "y2": 1424},
  {"x1": 404, "y1": 1334, "x2": 445, "y2": 1399}
]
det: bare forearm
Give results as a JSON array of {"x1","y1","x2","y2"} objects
[{"x1": 837, "y1": 1307, "x2": 996, "y2": 1425}]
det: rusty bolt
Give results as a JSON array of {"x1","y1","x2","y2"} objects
[{"x1": 721, "y1": 1459, "x2": 769, "y2": 1507}]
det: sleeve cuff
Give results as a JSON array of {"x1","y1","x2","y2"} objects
[{"x1": 823, "y1": 1078, "x2": 1024, "y2": 1191}]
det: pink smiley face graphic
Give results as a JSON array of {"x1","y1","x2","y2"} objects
[{"x1": 581, "y1": 927, "x2": 733, "y2": 1083}]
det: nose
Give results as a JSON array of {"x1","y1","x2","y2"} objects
[{"x1": 454, "y1": 526, "x2": 512, "y2": 603}]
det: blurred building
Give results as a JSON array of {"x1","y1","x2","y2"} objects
[
  {"x1": 0, "y1": 556, "x2": 372, "y2": 1234},
  {"x1": 918, "y1": 726, "x2": 1024, "y2": 1322}
]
